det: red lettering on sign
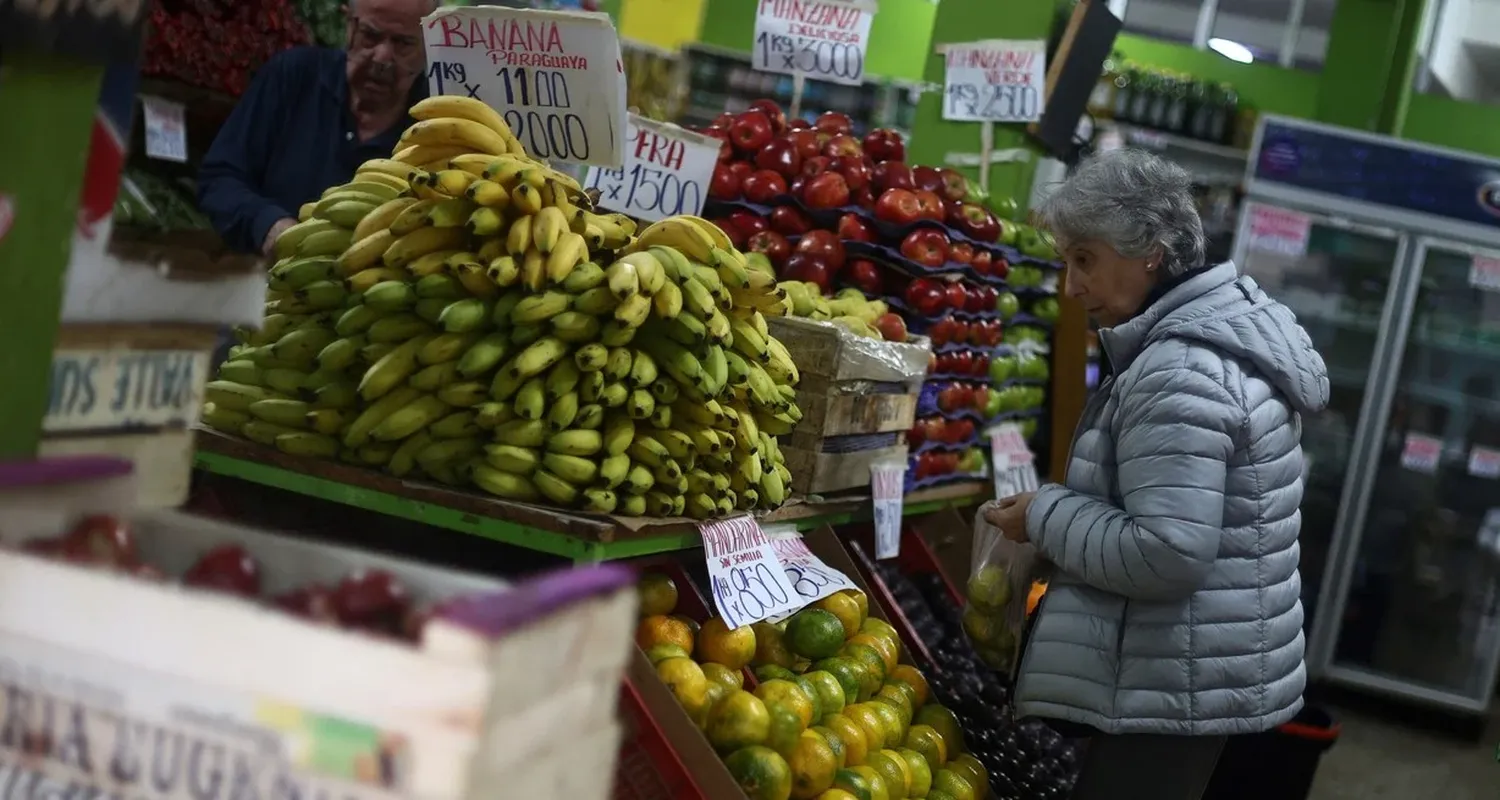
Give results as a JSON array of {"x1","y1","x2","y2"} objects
[
  {"x1": 759, "y1": 0, "x2": 862, "y2": 29},
  {"x1": 948, "y1": 48, "x2": 1036, "y2": 73},
  {"x1": 432, "y1": 16, "x2": 566, "y2": 53},
  {"x1": 633, "y1": 129, "x2": 686, "y2": 171}
]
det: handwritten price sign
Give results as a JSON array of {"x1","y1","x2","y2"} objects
[
  {"x1": 990, "y1": 422, "x2": 1039, "y2": 499},
  {"x1": 1247, "y1": 205, "x2": 1312, "y2": 258},
  {"x1": 701, "y1": 516, "x2": 802, "y2": 630},
  {"x1": 422, "y1": 6, "x2": 626, "y2": 167},
  {"x1": 940, "y1": 39, "x2": 1047, "y2": 123},
  {"x1": 583, "y1": 114, "x2": 716, "y2": 222},
  {"x1": 1470, "y1": 254, "x2": 1500, "y2": 292},
  {"x1": 871, "y1": 461, "x2": 905, "y2": 559},
  {"x1": 141, "y1": 96, "x2": 188, "y2": 163},
  {"x1": 752, "y1": 0, "x2": 875, "y2": 86},
  {"x1": 765, "y1": 527, "x2": 858, "y2": 608},
  {"x1": 1400, "y1": 433, "x2": 1442, "y2": 475}
]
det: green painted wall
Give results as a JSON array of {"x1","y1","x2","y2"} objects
[
  {"x1": 696, "y1": 0, "x2": 937, "y2": 81},
  {"x1": 1401, "y1": 94, "x2": 1500, "y2": 156},
  {"x1": 1113, "y1": 34, "x2": 1320, "y2": 119}
]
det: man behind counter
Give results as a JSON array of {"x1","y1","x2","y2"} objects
[{"x1": 199, "y1": 0, "x2": 438, "y2": 255}]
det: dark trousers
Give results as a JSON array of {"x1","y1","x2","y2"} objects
[{"x1": 1071, "y1": 733, "x2": 1227, "y2": 800}]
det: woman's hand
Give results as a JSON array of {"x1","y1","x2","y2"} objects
[{"x1": 984, "y1": 492, "x2": 1035, "y2": 543}]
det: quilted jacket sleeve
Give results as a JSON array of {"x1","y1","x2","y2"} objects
[{"x1": 1026, "y1": 363, "x2": 1243, "y2": 601}]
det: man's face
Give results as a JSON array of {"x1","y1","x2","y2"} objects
[{"x1": 346, "y1": 0, "x2": 428, "y2": 106}]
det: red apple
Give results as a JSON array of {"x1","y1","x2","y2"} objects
[
  {"x1": 815, "y1": 111, "x2": 853, "y2": 135},
  {"x1": 837, "y1": 213, "x2": 876, "y2": 242},
  {"x1": 782, "y1": 252, "x2": 835, "y2": 292},
  {"x1": 949, "y1": 242, "x2": 975, "y2": 265},
  {"x1": 950, "y1": 350, "x2": 974, "y2": 376},
  {"x1": 712, "y1": 218, "x2": 745, "y2": 248},
  {"x1": 754, "y1": 139, "x2": 802, "y2": 178},
  {"x1": 950, "y1": 319, "x2": 971, "y2": 344},
  {"x1": 938, "y1": 384, "x2": 966, "y2": 413},
  {"x1": 832, "y1": 156, "x2": 872, "y2": 192},
  {"x1": 742, "y1": 169, "x2": 788, "y2": 204},
  {"x1": 801, "y1": 171, "x2": 850, "y2": 209},
  {"x1": 871, "y1": 161, "x2": 915, "y2": 192},
  {"x1": 914, "y1": 190, "x2": 946, "y2": 221},
  {"x1": 274, "y1": 585, "x2": 339, "y2": 623},
  {"x1": 769, "y1": 205, "x2": 814, "y2": 236},
  {"x1": 748, "y1": 99, "x2": 787, "y2": 134},
  {"x1": 727, "y1": 210, "x2": 768, "y2": 237},
  {"x1": 928, "y1": 317, "x2": 954, "y2": 346},
  {"x1": 845, "y1": 258, "x2": 883, "y2": 295},
  {"x1": 800, "y1": 155, "x2": 832, "y2": 178},
  {"x1": 823, "y1": 134, "x2": 862, "y2": 158},
  {"x1": 703, "y1": 131, "x2": 735, "y2": 162},
  {"x1": 874, "y1": 188, "x2": 921, "y2": 224},
  {"x1": 945, "y1": 281, "x2": 968, "y2": 310},
  {"x1": 62, "y1": 514, "x2": 136, "y2": 567},
  {"x1": 951, "y1": 418, "x2": 976, "y2": 441},
  {"x1": 948, "y1": 202, "x2": 1001, "y2": 242},
  {"x1": 787, "y1": 129, "x2": 822, "y2": 160},
  {"x1": 709, "y1": 163, "x2": 742, "y2": 200},
  {"x1": 938, "y1": 168, "x2": 969, "y2": 202},
  {"x1": 728, "y1": 160, "x2": 753, "y2": 181},
  {"x1": 789, "y1": 175, "x2": 807, "y2": 196},
  {"x1": 795, "y1": 229, "x2": 847, "y2": 269},
  {"x1": 729, "y1": 110, "x2": 775, "y2": 153},
  {"x1": 901, "y1": 229, "x2": 949, "y2": 267},
  {"x1": 971, "y1": 249, "x2": 993, "y2": 276},
  {"x1": 332, "y1": 569, "x2": 411, "y2": 632},
  {"x1": 963, "y1": 283, "x2": 987, "y2": 313},
  {"x1": 788, "y1": 118, "x2": 813, "y2": 130},
  {"x1": 904, "y1": 277, "x2": 947, "y2": 316},
  {"x1": 908, "y1": 422, "x2": 928, "y2": 448},
  {"x1": 934, "y1": 352, "x2": 953, "y2": 374},
  {"x1": 874, "y1": 312, "x2": 907, "y2": 342},
  {"x1": 991, "y1": 256, "x2": 1010, "y2": 279},
  {"x1": 862, "y1": 129, "x2": 906, "y2": 163},
  {"x1": 712, "y1": 112, "x2": 735, "y2": 128},
  {"x1": 972, "y1": 354, "x2": 991, "y2": 378},
  {"x1": 747, "y1": 230, "x2": 792, "y2": 265},
  {"x1": 912, "y1": 166, "x2": 944, "y2": 194},
  {"x1": 976, "y1": 284, "x2": 999, "y2": 311},
  {"x1": 185, "y1": 544, "x2": 262, "y2": 597}
]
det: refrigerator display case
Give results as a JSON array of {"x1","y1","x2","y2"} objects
[{"x1": 1234, "y1": 116, "x2": 1500, "y2": 716}]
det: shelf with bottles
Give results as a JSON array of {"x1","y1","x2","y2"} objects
[
  {"x1": 679, "y1": 43, "x2": 923, "y2": 140},
  {"x1": 1089, "y1": 57, "x2": 1255, "y2": 149}
]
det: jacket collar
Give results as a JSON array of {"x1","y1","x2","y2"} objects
[{"x1": 1098, "y1": 261, "x2": 1240, "y2": 373}]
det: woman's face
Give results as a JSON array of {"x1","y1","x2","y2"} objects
[{"x1": 1059, "y1": 239, "x2": 1158, "y2": 328}]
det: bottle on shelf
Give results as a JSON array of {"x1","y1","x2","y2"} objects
[
  {"x1": 1088, "y1": 56, "x2": 1120, "y2": 120},
  {"x1": 1127, "y1": 68, "x2": 1157, "y2": 127},
  {"x1": 1165, "y1": 74, "x2": 1190, "y2": 134},
  {"x1": 1211, "y1": 83, "x2": 1238, "y2": 144},
  {"x1": 1112, "y1": 61, "x2": 1138, "y2": 123}
]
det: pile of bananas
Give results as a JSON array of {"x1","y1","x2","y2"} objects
[{"x1": 201, "y1": 95, "x2": 803, "y2": 518}]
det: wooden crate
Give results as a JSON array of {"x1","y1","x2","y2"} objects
[
  {"x1": 793, "y1": 375, "x2": 918, "y2": 438},
  {"x1": 781, "y1": 438, "x2": 908, "y2": 495}
]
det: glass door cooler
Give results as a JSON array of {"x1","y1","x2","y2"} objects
[{"x1": 1233, "y1": 116, "x2": 1500, "y2": 716}]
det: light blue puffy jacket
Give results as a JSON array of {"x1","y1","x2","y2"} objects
[{"x1": 1018, "y1": 261, "x2": 1331, "y2": 736}]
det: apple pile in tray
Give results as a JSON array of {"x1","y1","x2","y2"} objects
[{"x1": 18, "y1": 515, "x2": 441, "y2": 642}]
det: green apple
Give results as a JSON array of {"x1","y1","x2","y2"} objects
[
  {"x1": 1031, "y1": 297, "x2": 1059, "y2": 322},
  {"x1": 995, "y1": 291, "x2": 1021, "y2": 319},
  {"x1": 989, "y1": 354, "x2": 1017, "y2": 383},
  {"x1": 1016, "y1": 352, "x2": 1051, "y2": 382},
  {"x1": 984, "y1": 390, "x2": 1004, "y2": 417}
]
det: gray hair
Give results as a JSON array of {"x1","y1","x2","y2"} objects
[{"x1": 1035, "y1": 148, "x2": 1206, "y2": 277}]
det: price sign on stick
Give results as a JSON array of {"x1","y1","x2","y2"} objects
[
  {"x1": 1400, "y1": 433, "x2": 1442, "y2": 475},
  {"x1": 990, "y1": 422, "x2": 1039, "y2": 499},
  {"x1": 940, "y1": 39, "x2": 1047, "y2": 123},
  {"x1": 765, "y1": 525, "x2": 858, "y2": 609},
  {"x1": 422, "y1": 6, "x2": 627, "y2": 167},
  {"x1": 1469, "y1": 446, "x2": 1500, "y2": 479},
  {"x1": 752, "y1": 0, "x2": 876, "y2": 86},
  {"x1": 583, "y1": 114, "x2": 717, "y2": 222},
  {"x1": 142, "y1": 96, "x2": 188, "y2": 163},
  {"x1": 1470, "y1": 255, "x2": 1500, "y2": 292},
  {"x1": 701, "y1": 515, "x2": 803, "y2": 629},
  {"x1": 871, "y1": 460, "x2": 905, "y2": 560}
]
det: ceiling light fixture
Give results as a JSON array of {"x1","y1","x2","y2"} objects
[{"x1": 1208, "y1": 38, "x2": 1254, "y2": 64}]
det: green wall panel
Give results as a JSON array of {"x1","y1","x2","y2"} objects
[{"x1": 1113, "y1": 34, "x2": 1320, "y2": 119}]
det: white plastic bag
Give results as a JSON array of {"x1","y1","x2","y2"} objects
[{"x1": 965, "y1": 499, "x2": 1041, "y2": 677}]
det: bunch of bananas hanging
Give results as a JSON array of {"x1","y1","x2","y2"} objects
[{"x1": 201, "y1": 95, "x2": 804, "y2": 519}]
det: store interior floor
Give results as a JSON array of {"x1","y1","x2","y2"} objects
[{"x1": 1308, "y1": 701, "x2": 1498, "y2": 798}]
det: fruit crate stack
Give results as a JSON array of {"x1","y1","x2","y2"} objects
[{"x1": 697, "y1": 100, "x2": 1063, "y2": 491}]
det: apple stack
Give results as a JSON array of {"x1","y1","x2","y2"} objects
[{"x1": 696, "y1": 99, "x2": 1063, "y2": 491}]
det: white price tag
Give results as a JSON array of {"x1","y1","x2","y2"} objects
[
  {"x1": 871, "y1": 461, "x2": 904, "y2": 559},
  {"x1": 1469, "y1": 446, "x2": 1500, "y2": 479},
  {"x1": 751, "y1": 0, "x2": 875, "y2": 86},
  {"x1": 939, "y1": 39, "x2": 1046, "y2": 123},
  {"x1": 765, "y1": 526, "x2": 858, "y2": 608},
  {"x1": 141, "y1": 96, "x2": 187, "y2": 163},
  {"x1": 701, "y1": 515, "x2": 802, "y2": 629},
  {"x1": 422, "y1": 7, "x2": 627, "y2": 167},
  {"x1": 583, "y1": 114, "x2": 717, "y2": 222},
  {"x1": 990, "y1": 422, "x2": 1039, "y2": 498},
  {"x1": 1400, "y1": 433, "x2": 1442, "y2": 475},
  {"x1": 47, "y1": 349, "x2": 207, "y2": 433},
  {"x1": 1246, "y1": 204, "x2": 1311, "y2": 258},
  {"x1": 1469, "y1": 255, "x2": 1500, "y2": 293}
]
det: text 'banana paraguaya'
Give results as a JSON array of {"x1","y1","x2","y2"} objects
[
  {"x1": 426, "y1": 16, "x2": 588, "y2": 70},
  {"x1": 757, "y1": 0, "x2": 866, "y2": 44}
]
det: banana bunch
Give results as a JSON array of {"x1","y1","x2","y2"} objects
[
  {"x1": 205, "y1": 95, "x2": 806, "y2": 518},
  {"x1": 781, "y1": 283, "x2": 891, "y2": 340}
]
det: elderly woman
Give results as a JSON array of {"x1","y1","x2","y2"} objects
[{"x1": 984, "y1": 149, "x2": 1329, "y2": 799}]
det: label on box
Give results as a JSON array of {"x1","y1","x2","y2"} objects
[
  {"x1": 701, "y1": 515, "x2": 802, "y2": 629},
  {"x1": 990, "y1": 422, "x2": 1039, "y2": 498},
  {"x1": 871, "y1": 460, "x2": 904, "y2": 559},
  {"x1": 751, "y1": 0, "x2": 875, "y2": 86},
  {"x1": 423, "y1": 6, "x2": 627, "y2": 166},
  {"x1": 765, "y1": 525, "x2": 858, "y2": 609},
  {"x1": 1469, "y1": 255, "x2": 1500, "y2": 292},
  {"x1": 142, "y1": 95, "x2": 188, "y2": 163},
  {"x1": 0, "y1": 631, "x2": 404, "y2": 797},
  {"x1": 940, "y1": 39, "x2": 1047, "y2": 123},
  {"x1": 45, "y1": 349, "x2": 208, "y2": 434},
  {"x1": 1400, "y1": 432, "x2": 1442, "y2": 475},
  {"x1": 583, "y1": 114, "x2": 717, "y2": 221},
  {"x1": 1469, "y1": 445, "x2": 1500, "y2": 479},
  {"x1": 1246, "y1": 205, "x2": 1311, "y2": 258}
]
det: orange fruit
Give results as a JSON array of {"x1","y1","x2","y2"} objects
[
  {"x1": 644, "y1": 643, "x2": 690, "y2": 665},
  {"x1": 698, "y1": 616, "x2": 758, "y2": 669},
  {"x1": 697, "y1": 681, "x2": 729, "y2": 729},
  {"x1": 912, "y1": 704, "x2": 965, "y2": 754},
  {"x1": 792, "y1": 675, "x2": 827, "y2": 719},
  {"x1": 637, "y1": 614, "x2": 695, "y2": 653},
  {"x1": 897, "y1": 748, "x2": 933, "y2": 797},
  {"x1": 881, "y1": 679, "x2": 918, "y2": 711},
  {"x1": 707, "y1": 690, "x2": 772, "y2": 753},
  {"x1": 866, "y1": 749, "x2": 911, "y2": 800},
  {"x1": 757, "y1": 679, "x2": 818, "y2": 728},
  {"x1": 814, "y1": 592, "x2": 863, "y2": 638},
  {"x1": 1027, "y1": 579, "x2": 1049, "y2": 614},
  {"x1": 847, "y1": 633, "x2": 899, "y2": 674},
  {"x1": 865, "y1": 701, "x2": 905, "y2": 748},
  {"x1": 872, "y1": 685, "x2": 914, "y2": 728},
  {"x1": 842, "y1": 704, "x2": 889, "y2": 756},
  {"x1": 831, "y1": 768, "x2": 879, "y2": 800},
  {"x1": 786, "y1": 609, "x2": 847, "y2": 660},
  {"x1": 637, "y1": 571, "x2": 679, "y2": 616},
  {"x1": 886, "y1": 666, "x2": 929, "y2": 707},
  {"x1": 932, "y1": 769, "x2": 975, "y2": 800},
  {"x1": 800, "y1": 670, "x2": 847, "y2": 716},
  {"x1": 903, "y1": 724, "x2": 948, "y2": 773},
  {"x1": 703, "y1": 661, "x2": 746, "y2": 692},
  {"x1": 754, "y1": 621, "x2": 797, "y2": 668},
  {"x1": 673, "y1": 614, "x2": 701, "y2": 636},
  {"x1": 840, "y1": 643, "x2": 886, "y2": 697},
  {"x1": 947, "y1": 754, "x2": 989, "y2": 799},
  {"x1": 838, "y1": 588, "x2": 869, "y2": 620},
  {"x1": 724, "y1": 745, "x2": 794, "y2": 800},
  {"x1": 756, "y1": 664, "x2": 800, "y2": 682},
  {"x1": 766, "y1": 703, "x2": 807, "y2": 756},
  {"x1": 966, "y1": 564, "x2": 1012, "y2": 610},
  {"x1": 809, "y1": 725, "x2": 847, "y2": 768},
  {"x1": 656, "y1": 657, "x2": 710, "y2": 719},
  {"x1": 786, "y1": 729, "x2": 840, "y2": 799},
  {"x1": 821, "y1": 714, "x2": 869, "y2": 766},
  {"x1": 858, "y1": 618, "x2": 900, "y2": 652}
]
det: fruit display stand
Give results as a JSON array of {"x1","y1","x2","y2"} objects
[{"x1": 0, "y1": 455, "x2": 639, "y2": 800}]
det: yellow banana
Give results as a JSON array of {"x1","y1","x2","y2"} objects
[
  {"x1": 408, "y1": 96, "x2": 522, "y2": 152},
  {"x1": 400, "y1": 117, "x2": 512, "y2": 156}
]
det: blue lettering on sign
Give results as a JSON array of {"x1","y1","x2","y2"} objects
[
  {"x1": 49, "y1": 356, "x2": 100, "y2": 418},
  {"x1": 47, "y1": 352, "x2": 199, "y2": 429}
]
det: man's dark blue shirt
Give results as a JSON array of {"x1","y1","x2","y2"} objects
[{"x1": 198, "y1": 47, "x2": 427, "y2": 253}]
